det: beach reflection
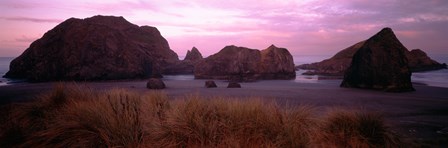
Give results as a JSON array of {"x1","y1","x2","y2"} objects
[
  {"x1": 163, "y1": 75, "x2": 195, "y2": 81},
  {"x1": 294, "y1": 73, "x2": 318, "y2": 83}
]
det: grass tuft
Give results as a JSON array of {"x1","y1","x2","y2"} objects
[
  {"x1": 0, "y1": 83, "x2": 403, "y2": 147},
  {"x1": 315, "y1": 109, "x2": 403, "y2": 148}
]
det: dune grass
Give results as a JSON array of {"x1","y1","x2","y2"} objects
[
  {"x1": 315, "y1": 109, "x2": 403, "y2": 148},
  {"x1": 0, "y1": 83, "x2": 403, "y2": 147}
]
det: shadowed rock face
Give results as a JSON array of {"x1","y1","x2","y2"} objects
[
  {"x1": 406, "y1": 49, "x2": 447, "y2": 72},
  {"x1": 163, "y1": 47, "x2": 204, "y2": 74},
  {"x1": 297, "y1": 34, "x2": 446, "y2": 76},
  {"x1": 340, "y1": 28, "x2": 415, "y2": 92},
  {"x1": 4, "y1": 15, "x2": 178, "y2": 82},
  {"x1": 184, "y1": 47, "x2": 203, "y2": 62},
  {"x1": 195, "y1": 45, "x2": 261, "y2": 81},
  {"x1": 260, "y1": 45, "x2": 296, "y2": 79},
  {"x1": 194, "y1": 45, "x2": 295, "y2": 81}
]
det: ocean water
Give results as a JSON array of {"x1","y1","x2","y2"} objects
[
  {"x1": 292, "y1": 55, "x2": 332, "y2": 65},
  {"x1": 410, "y1": 53, "x2": 448, "y2": 88},
  {"x1": 0, "y1": 57, "x2": 14, "y2": 86},
  {"x1": 0, "y1": 55, "x2": 447, "y2": 88},
  {"x1": 163, "y1": 75, "x2": 194, "y2": 81},
  {"x1": 293, "y1": 55, "x2": 331, "y2": 83}
]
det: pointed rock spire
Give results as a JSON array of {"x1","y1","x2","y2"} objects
[
  {"x1": 340, "y1": 28, "x2": 414, "y2": 92},
  {"x1": 184, "y1": 47, "x2": 203, "y2": 61}
]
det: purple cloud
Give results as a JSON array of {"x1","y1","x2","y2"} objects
[
  {"x1": 0, "y1": 0, "x2": 43, "y2": 9},
  {"x1": 81, "y1": 0, "x2": 159, "y2": 15},
  {"x1": 1, "y1": 0, "x2": 448, "y2": 57},
  {"x1": 0, "y1": 16, "x2": 62, "y2": 23}
]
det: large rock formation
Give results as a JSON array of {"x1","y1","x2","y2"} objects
[
  {"x1": 259, "y1": 45, "x2": 297, "y2": 79},
  {"x1": 195, "y1": 45, "x2": 260, "y2": 81},
  {"x1": 164, "y1": 47, "x2": 204, "y2": 74},
  {"x1": 297, "y1": 34, "x2": 446, "y2": 76},
  {"x1": 340, "y1": 28, "x2": 415, "y2": 92},
  {"x1": 4, "y1": 15, "x2": 178, "y2": 82},
  {"x1": 297, "y1": 41, "x2": 365, "y2": 76},
  {"x1": 184, "y1": 47, "x2": 203, "y2": 62},
  {"x1": 194, "y1": 45, "x2": 295, "y2": 81},
  {"x1": 406, "y1": 49, "x2": 447, "y2": 72}
]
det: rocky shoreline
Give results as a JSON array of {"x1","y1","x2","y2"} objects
[{"x1": 2, "y1": 15, "x2": 446, "y2": 93}]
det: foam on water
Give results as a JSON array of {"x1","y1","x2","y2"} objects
[{"x1": 412, "y1": 69, "x2": 448, "y2": 88}]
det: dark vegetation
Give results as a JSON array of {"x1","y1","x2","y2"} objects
[{"x1": 0, "y1": 83, "x2": 403, "y2": 147}]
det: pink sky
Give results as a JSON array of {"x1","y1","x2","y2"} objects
[{"x1": 1, "y1": 0, "x2": 448, "y2": 58}]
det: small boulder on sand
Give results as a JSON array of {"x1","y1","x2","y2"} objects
[
  {"x1": 205, "y1": 80, "x2": 217, "y2": 88},
  {"x1": 147, "y1": 78, "x2": 166, "y2": 89},
  {"x1": 227, "y1": 82, "x2": 241, "y2": 88}
]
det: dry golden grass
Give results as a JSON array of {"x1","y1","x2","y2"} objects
[
  {"x1": 314, "y1": 109, "x2": 403, "y2": 148},
  {"x1": 152, "y1": 97, "x2": 316, "y2": 147},
  {"x1": 0, "y1": 83, "x2": 403, "y2": 147}
]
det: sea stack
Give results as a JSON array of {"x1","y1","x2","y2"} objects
[
  {"x1": 297, "y1": 32, "x2": 446, "y2": 75},
  {"x1": 4, "y1": 15, "x2": 178, "y2": 81},
  {"x1": 340, "y1": 28, "x2": 415, "y2": 92},
  {"x1": 163, "y1": 47, "x2": 204, "y2": 74},
  {"x1": 406, "y1": 49, "x2": 447, "y2": 72},
  {"x1": 260, "y1": 45, "x2": 296, "y2": 79},
  {"x1": 184, "y1": 47, "x2": 203, "y2": 62},
  {"x1": 194, "y1": 45, "x2": 295, "y2": 81}
]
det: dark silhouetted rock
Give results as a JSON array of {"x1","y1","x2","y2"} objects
[
  {"x1": 194, "y1": 45, "x2": 295, "y2": 81},
  {"x1": 205, "y1": 80, "x2": 217, "y2": 88},
  {"x1": 146, "y1": 78, "x2": 166, "y2": 89},
  {"x1": 340, "y1": 28, "x2": 414, "y2": 92},
  {"x1": 227, "y1": 82, "x2": 241, "y2": 88},
  {"x1": 195, "y1": 45, "x2": 260, "y2": 81},
  {"x1": 296, "y1": 41, "x2": 365, "y2": 76},
  {"x1": 406, "y1": 49, "x2": 447, "y2": 72},
  {"x1": 260, "y1": 45, "x2": 296, "y2": 79},
  {"x1": 297, "y1": 35, "x2": 446, "y2": 76},
  {"x1": 184, "y1": 47, "x2": 203, "y2": 62},
  {"x1": 4, "y1": 15, "x2": 178, "y2": 82},
  {"x1": 164, "y1": 47, "x2": 204, "y2": 74}
]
